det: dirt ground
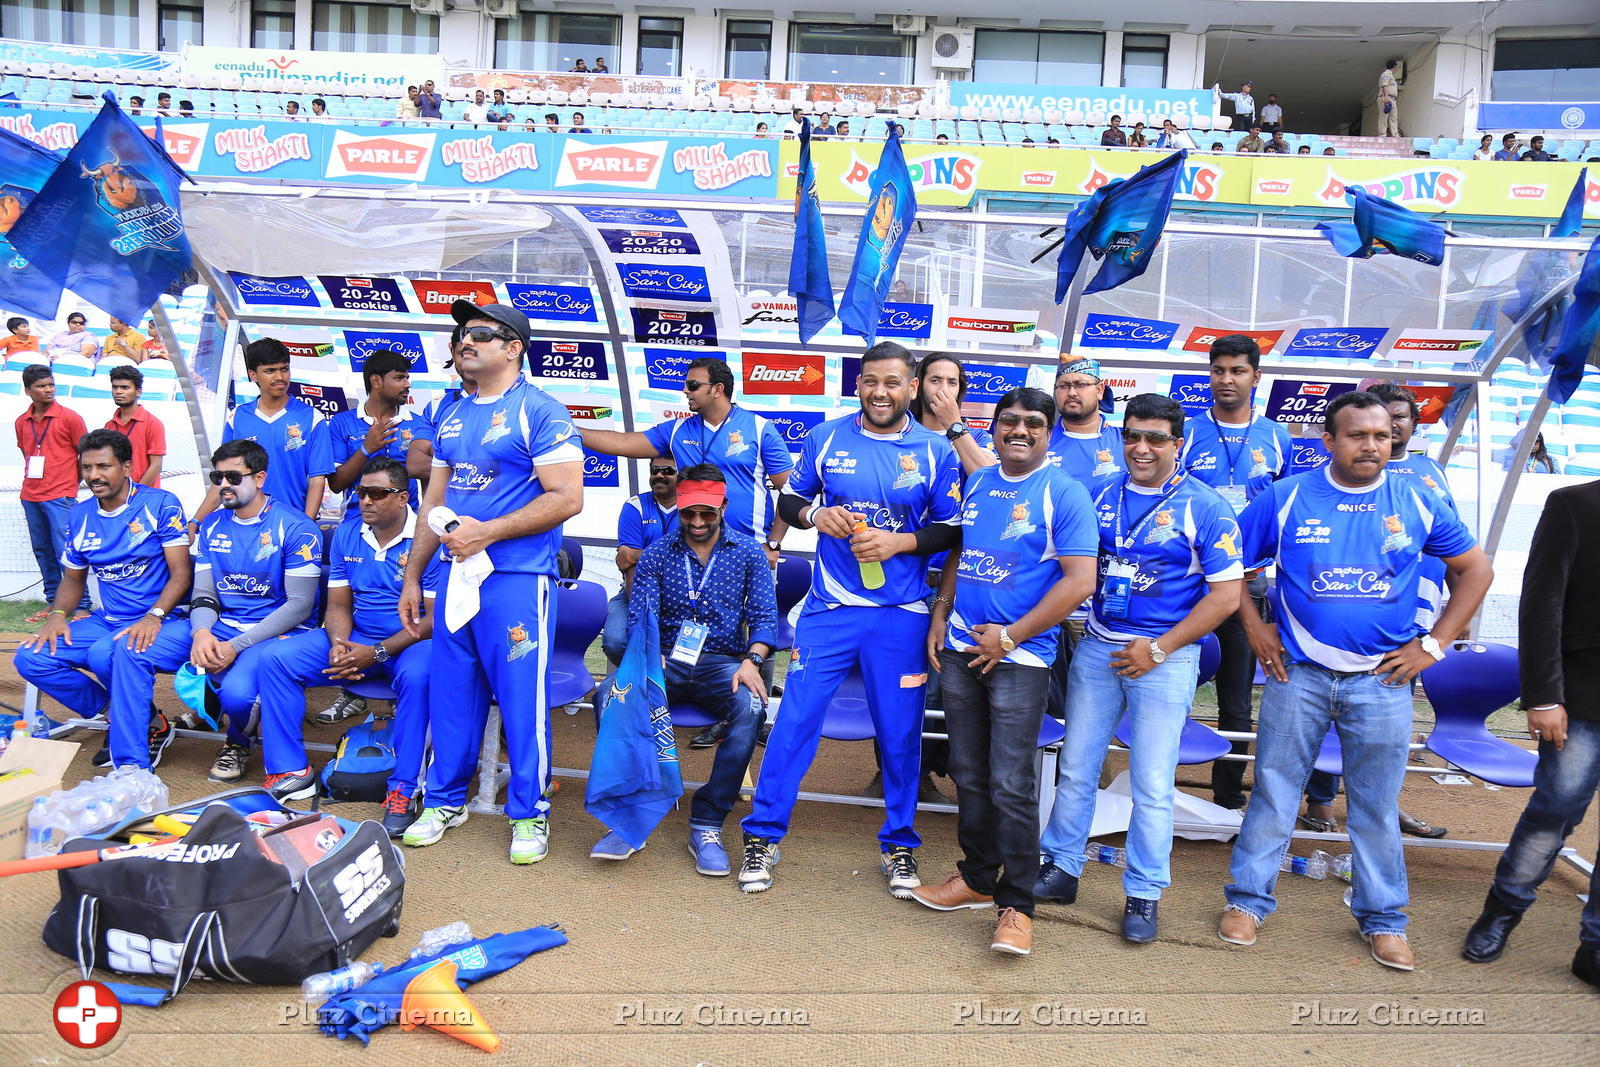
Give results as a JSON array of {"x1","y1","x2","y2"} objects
[{"x1": 0, "y1": 637, "x2": 1595, "y2": 1065}]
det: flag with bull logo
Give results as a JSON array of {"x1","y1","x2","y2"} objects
[
  {"x1": 788, "y1": 117, "x2": 835, "y2": 344},
  {"x1": 838, "y1": 125, "x2": 917, "y2": 343},
  {"x1": 1315, "y1": 186, "x2": 1445, "y2": 266},
  {"x1": 1549, "y1": 231, "x2": 1600, "y2": 404},
  {"x1": 0, "y1": 126, "x2": 66, "y2": 320},
  {"x1": 1554, "y1": 167, "x2": 1587, "y2": 240},
  {"x1": 1054, "y1": 150, "x2": 1186, "y2": 302},
  {"x1": 585, "y1": 603, "x2": 682, "y2": 849},
  {"x1": 9, "y1": 94, "x2": 195, "y2": 325}
]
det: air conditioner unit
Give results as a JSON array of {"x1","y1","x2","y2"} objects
[
  {"x1": 482, "y1": 0, "x2": 516, "y2": 16},
  {"x1": 929, "y1": 26, "x2": 974, "y2": 71},
  {"x1": 1393, "y1": 60, "x2": 1406, "y2": 84},
  {"x1": 893, "y1": 14, "x2": 926, "y2": 34},
  {"x1": 409, "y1": 0, "x2": 445, "y2": 14}
]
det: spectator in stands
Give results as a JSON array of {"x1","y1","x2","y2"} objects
[
  {"x1": 1494, "y1": 133, "x2": 1522, "y2": 161},
  {"x1": 782, "y1": 107, "x2": 804, "y2": 138},
  {"x1": 1263, "y1": 131, "x2": 1290, "y2": 154},
  {"x1": 487, "y1": 89, "x2": 512, "y2": 127},
  {"x1": 570, "y1": 111, "x2": 593, "y2": 134},
  {"x1": 106, "y1": 365, "x2": 165, "y2": 487},
  {"x1": 464, "y1": 90, "x2": 490, "y2": 125},
  {"x1": 1216, "y1": 81, "x2": 1256, "y2": 125},
  {"x1": 1522, "y1": 135, "x2": 1556, "y2": 161},
  {"x1": 397, "y1": 86, "x2": 421, "y2": 120},
  {"x1": 754, "y1": 121, "x2": 770, "y2": 138},
  {"x1": 101, "y1": 316, "x2": 147, "y2": 363},
  {"x1": 544, "y1": 112, "x2": 561, "y2": 133},
  {"x1": 936, "y1": 132, "x2": 950, "y2": 143},
  {"x1": 1129, "y1": 122, "x2": 1148, "y2": 148},
  {"x1": 178, "y1": 100, "x2": 195, "y2": 118},
  {"x1": 417, "y1": 80, "x2": 442, "y2": 121},
  {"x1": 1155, "y1": 120, "x2": 1188, "y2": 150},
  {"x1": 571, "y1": 59, "x2": 589, "y2": 73},
  {"x1": 603, "y1": 455, "x2": 679, "y2": 667},
  {"x1": 1323, "y1": 146, "x2": 1337, "y2": 156},
  {"x1": 46, "y1": 312, "x2": 98, "y2": 362},
  {"x1": 1296, "y1": 144, "x2": 1311, "y2": 155},
  {"x1": 1526, "y1": 434, "x2": 1559, "y2": 474},
  {"x1": 1048, "y1": 136, "x2": 1060, "y2": 145},
  {"x1": 594, "y1": 57, "x2": 609, "y2": 74},
  {"x1": 311, "y1": 98, "x2": 329, "y2": 120},
  {"x1": 1101, "y1": 115, "x2": 1128, "y2": 147},
  {"x1": 141, "y1": 329, "x2": 170, "y2": 362},
  {"x1": 156, "y1": 92, "x2": 172, "y2": 116},
  {"x1": 283, "y1": 100, "x2": 301, "y2": 120},
  {"x1": 4, "y1": 317, "x2": 38, "y2": 357},
  {"x1": 1235, "y1": 126, "x2": 1266, "y2": 153},
  {"x1": 127, "y1": 95, "x2": 144, "y2": 115},
  {"x1": 1259, "y1": 94, "x2": 1283, "y2": 134},
  {"x1": 1211, "y1": 141, "x2": 1225, "y2": 152},
  {"x1": 1021, "y1": 136, "x2": 1035, "y2": 145},
  {"x1": 814, "y1": 112, "x2": 835, "y2": 139},
  {"x1": 1473, "y1": 134, "x2": 1494, "y2": 160},
  {"x1": 1378, "y1": 61, "x2": 1400, "y2": 137},
  {"x1": 16, "y1": 365, "x2": 88, "y2": 618},
  {"x1": 834, "y1": 119, "x2": 851, "y2": 140}
]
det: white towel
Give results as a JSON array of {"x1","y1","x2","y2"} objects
[{"x1": 428, "y1": 505, "x2": 494, "y2": 633}]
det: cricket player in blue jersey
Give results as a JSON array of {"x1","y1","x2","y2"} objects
[
  {"x1": 602, "y1": 455, "x2": 679, "y2": 667},
  {"x1": 1219, "y1": 391, "x2": 1493, "y2": 972},
  {"x1": 328, "y1": 349, "x2": 431, "y2": 523},
  {"x1": 256, "y1": 459, "x2": 445, "y2": 834},
  {"x1": 181, "y1": 439, "x2": 324, "y2": 783},
  {"x1": 399, "y1": 301, "x2": 583, "y2": 865},
  {"x1": 916, "y1": 387, "x2": 1096, "y2": 957},
  {"x1": 1044, "y1": 357, "x2": 1124, "y2": 484},
  {"x1": 17, "y1": 429, "x2": 191, "y2": 770},
  {"x1": 190, "y1": 339, "x2": 335, "y2": 533},
  {"x1": 1036, "y1": 394, "x2": 1245, "y2": 945},
  {"x1": 1179, "y1": 334, "x2": 1292, "y2": 812},
  {"x1": 740, "y1": 342, "x2": 963, "y2": 897}
]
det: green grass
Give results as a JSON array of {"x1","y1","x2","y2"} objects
[{"x1": 0, "y1": 599, "x2": 49, "y2": 632}]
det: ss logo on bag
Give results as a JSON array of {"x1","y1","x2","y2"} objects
[
  {"x1": 106, "y1": 929, "x2": 183, "y2": 975},
  {"x1": 331, "y1": 843, "x2": 392, "y2": 923}
]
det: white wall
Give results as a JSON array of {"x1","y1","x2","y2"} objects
[
  {"x1": 437, "y1": 8, "x2": 489, "y2": 70},
  {"x1": 1396, "y1": 37, "x2": 1482, "y2": 141},
  {"x1": 201, "y1": 0, "x2": 247, "y2": 48},
  {"x1": 1165, "y1": 32, "x2": 1202, "y2": 91}
]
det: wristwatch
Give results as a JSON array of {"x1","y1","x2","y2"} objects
[
  {"x1": 1419, "y1": 635, "x2": 1445, "y2": 661},
  {"x1": 946, "y1": 422, "x2": 970, "y2": 443},
  {"x1": 1149, "y1": 639, "x2": 1168, "y2": 665},
  {"x1": 765, "y1": 539, "x2": 782, "y2": 553},
  {"x1": 372, "y1": 642, "x2": 392, "y2": 664},
  {"x1": 998, "y1": 627, "x2": 1017, "y2": 652},
  {"x1": 146, "y1": 607, "x2": 167, "y2": 620},
  {"x1": 746, "y1": 651, "x2": 766, "y2": 667}
]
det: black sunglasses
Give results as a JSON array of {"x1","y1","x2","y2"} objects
[
  {"x1": 355, "y1": 486, "x2": 407, "y2": 501},
  {"x1": 1122, "y1": 429, "x2": 1179, "y2": 447},
  {"x1": 997, "y1": 412, "x2": 1050, "y2": 431},
  {"x1": 462, "y1": 325, "x2": 514, "y2": 344},
  {"x1": 684, "y1": 380, "x2": 707, "y2": 392},
  {"x1": 208, "y1": 470, "x2": 249, "y2": 485},
  {"x1": 650, "y1": 466, "x2": 677, "y2": 477}
]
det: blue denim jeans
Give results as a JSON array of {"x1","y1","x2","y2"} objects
[
  {"x1": 1226, "y1": 662, "x2": 1414, "y2": 935},
  {"x1": 602, "y1": 588, "x2": 630, "y2": 668},
  {"x1": 1489, "y1": 716, "x2": 1600, "y2": 943},
  {"x1": 22, "y1": 497, "x2": 76, "y2": 608},
  {"x1": 1040, "y1": 634, "x2": 1201, "y2": 900},
  {"x1": 665, "y1": 653, "x2": 763, "y2": 830}
]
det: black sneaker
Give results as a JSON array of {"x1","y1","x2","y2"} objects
[
  {"x1": 90, "y1": 733, "x2": 112, "y2": 767},
  {"x1": 147, "y1": 712, "x2": 174, "y2": 769},
  {"x1": 313, "y1": 692, "x2": 367, "y2": 726},
  {"x1": 208, "y1": 743, "x2": 251, "y2": 783},
  {"x1": 738, "y1": 833, "x2": 780, "y2": 893},
  {"x1": 264, "y1": 768, "x2": 318, "y2": 802},
  {"x1": 381, "y1": 789, "x2": 421, "y2": 838},
  {"x1": 690, "y1": 720, "x2": 730, "y2": 748},
  {"x1": 1122, "y1": 897, "x2": 1160, "y2": 943},
  {"x1": 880, "y1": 845, "x2": 921, "y2": 899},
  {"x1": 757, "y1": 720, "x2": 772, "y2": 747},
  {"x1": 1034, "y1": 861, "x2": 1080, "y2": 904}
]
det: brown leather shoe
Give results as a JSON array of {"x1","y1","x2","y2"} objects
[
  {"x1": 1218, "y1": 908, "x2": 1259, "y2": 946},
  {"x1": 911, "y1": 872, "x2": 994, "y2": 912},
  {"x1": 991, "y1": 907, "x2": 1032, "y2": 955},
  {"x1": 1366, "y1": 933, "x2": 1416, "y2": 971}
]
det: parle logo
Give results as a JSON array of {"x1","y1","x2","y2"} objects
[
  {"x1": 556, "y1": 140, "x2": 667, "y2": 189},
  {"x1": 326, "y1": 131, "x2": 436, "y2": 181}
]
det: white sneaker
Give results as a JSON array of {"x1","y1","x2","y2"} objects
[
  {"x1": 509, "y1": 817, "x2": 549, "y2": 864},
  {"x1": 402, "y1": 805, "x2": 467, "y2": 847}
]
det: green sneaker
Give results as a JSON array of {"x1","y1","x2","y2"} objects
[
  {"x1": 509, "y1": 817, "x2": 549, "y2": 864},
  {"x1": 402, "y1": 804, "x2": 467, "y2": 847}
]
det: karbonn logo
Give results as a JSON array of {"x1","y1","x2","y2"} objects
[
  {"x1": 1393, "y1": 337, "x2": 1484, "y2": 352},
  {"x1": 950, "y1": 317, "x2": 1029, "y2": 333}
]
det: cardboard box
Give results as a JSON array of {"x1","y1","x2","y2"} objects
[{"x1": 0, "y1": 736, "x2": 82, "y2": 861}]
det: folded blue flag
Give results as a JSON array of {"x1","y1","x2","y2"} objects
[
  {"x1": 9, "y1": 93, "x2": 195, "y2": 325},
  {"x1": 1549, "y1": 230, "x2": 1600, "y2": 404},
  {"x1": 788, "y1": 117, "x2": 835, "y2": 344},
  {"x1": 1554, "y1": 167, "x2": 1588, "y2": 239},
  {"x1": 838, "y1": 126, "x2": 917, "y2": 343},
  {"x1": 0, "y1": 126, "x2": 66, "y2": 320},
  {"x1": 1316, "y1": 186, "x2": 1445, "y2": 266},
  {"x1": 1055, "y1": 150, "x2": 1186, "y2": 301}
]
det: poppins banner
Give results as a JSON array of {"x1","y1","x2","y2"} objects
[{"x1": 950, "y1": 82, "x2": 1213, "y2": 121}]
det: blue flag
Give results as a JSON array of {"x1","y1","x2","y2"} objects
[
  {"x1": 0, "y1": 126, "x2": 66, "y2": 320},
  {"x1": 9, "y1": 93, "x2": 194, "y2": 325},
  {"x1": 1554, "y1": 167, "x2": 1588, "y2": 239},
  {"x1": 1054, "y1": 150, "x2": 1186, "y2": 301},
  {"x1": 788, "y1": 118, "x2": 835, "y2": 344},
  {"x1": 585, "y1": 604, "x2": 682, "y2": 849},
  {"x1": 838, "y1": 126, "x2": 917, "y2": 343},
  {"x1": 1549, "y1": 231, "x2": 1600, "y2": 404},
  {"x1": 1316, "y1": 186, "x2": 1445, "y2": 266}
]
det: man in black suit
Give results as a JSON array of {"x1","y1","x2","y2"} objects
[{"x1": 1462, "y1": 480, "x2": 1600, "y2": 987}]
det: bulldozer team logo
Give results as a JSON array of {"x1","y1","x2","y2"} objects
[
  {"x1": 284, "y1": 423, "x2": 305, "y2": 450},
  {"x1": 893, "y1": 452, "x2": 923, "y2": 489},
  {"x1": 1380, "y1": 513, "x2": 1412, "y2": 554},
  {"x1": 254, "y1": 529, "x2": 276, "y2": 561},
  {"x1": 482, "y1": 410, "x2": 511, "y2": 444},
  {"x1": 1147, "y1": 509, "x2": 1180, "y2": 545},
  {"x1": 1001, "y1": 500, "x2": 1035, "y2": 541},
  {"x1": 507, "y1": 622, "x2": 537, "y2": 661}
]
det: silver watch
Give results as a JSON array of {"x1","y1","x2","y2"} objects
[
  {"x1": 146, "y1": 606, "x2": 167, "y2": 620},
  {"x1": 1149, "y1": 639, "x2": 1168, "y2": 664},
  {"x1": 1419, "y1": 634, "x2": 1445, "y2": 661},
  {"x1": 998, "y1": 626, "x2": 1017, "y2": 652}
]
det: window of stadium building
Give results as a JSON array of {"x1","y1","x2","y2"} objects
[
  {"x1": 726, "y1": 19, "x2": 772, "y2": 80},
  {"x1": 638, "y1": 17, "x2": 683, "y2": 78},
  {"x1": 2, "y1": 0, "x2": 137, "y2": 49},
  {"x1": 252, "y1": 0, "x2": 294, "y2": 49},
  {"x1": 312, "y1": 0, "x2": 438, "y2": 54},
  {"x1": 159, "y1": 0, "x2": 203, "y2": 50},
  {"x1": 787, "y1": 24, "x2": 913, "y2": 85},
  {"x1": 1491, "y1": 37, "x2": 1600, "y2": 101},
  {"x1": 495, "y1": 13, "x2": 620, "y2": 73},
  {"x1": 1121, "y1": 33, "x2": 1167, "y2": 89},
  {"x1": 972, "y1": 29, "x2": 1103, "y2": 86}
]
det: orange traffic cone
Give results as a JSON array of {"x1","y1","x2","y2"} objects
[{"x1": 399, "y1": 959, "x2": 501, "y2": 1053}]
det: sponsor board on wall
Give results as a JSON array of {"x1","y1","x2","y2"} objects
[
  {"x1": 527, "y1": 340, "x2": 608, "y2": 381},
  {"x1": 1078, "y1": 314, "x2": 1180, "y2": 350},
  {"x1": 503, "y1": 283, "x2": 598, "y2": 322},
  {"x1": 1168, "y1": 373, "x2": 1212, "y2": 417},
  {"x1": 183, "y1": 44, "x2": 442, "y2": 90},
  {"x1": 1283, "y1": 327, "x2": 1389, "y2": 361},
  {"x1": 742, "y1": 352, "x2": 826, "y2": 395},
  {"x1": 949, "y1": 82, "x2": 1214, "y2": 120},
  {"x1": 1289, "y1": 437, "x2": 1332, "y2": 474},
  {"x1": 599, "y1": 228, "x2": 702, "y2": 256},
  {"x1": 583, "y1": 447, "x2": 620, "y2": 487},
  {"x1": 630, "y1": 308, "x2": 718, "y2": 347},
  {"x1": 617, "y1": 262, "x2": 713, "y2": 304},
  {"x1": 343, "y1": 330, "x2": 428, "y2": 373},
  {"x1": 642, "y1": 347, "x2": 703, "y2": 390},
  {"x1": 288, "y1": 382, "x2": 352, "y2": 418},
  {"x1": 409, "y1": 279, "x2": 497, "y2": 315},
  {"x1": 325, "y1": 130, "x2": 436, "y2": 182},
  {"x1": 752, "y1": 409, "x2": 827, "y2": 454},
  {"x1": 1383, "y1": 328, "x2": 1493, "y2": 365},
  {"x1": 228, "y1": 272, "x2": 321, "y2": 307},
  {"x1": 319, "y1": 275, "x2": 409, "y2": 313},
  {"x1": 139, "y1": 122, "x2": 208, "y2": 169},
  {"x1": 946, "y1": 308, "x2": 1039, "y2": 346},
  {"x1": 1265, "y1": 380, "x2": 1355, "y2": 425},
  {"x1": 1407, "y1": 385, "x2": 1457, "y2": 424},
  {"x1": 1182, "y1": 327, "x2": 1285, "y2": 355}
]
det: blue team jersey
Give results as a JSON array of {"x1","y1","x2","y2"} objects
[
  {"x1": 61, "y1": 485, "x2": 189, "y2": 624},
  {"x1": 643, "y1": 405, "x2": 794, "y2": 538},
  {"x1": 1181, "y1": 413, "x2": 1292, "y2": 513},
  {"x1": 1389, "y1": 452, "x2": 1457, "y2": 626},
  {"x1": 1239, "y1": 468, "x2": 1477, "y2": 672},
  {"x1": 432, "y1": 379, "x2": 583, "y2": 575},
  {"x1": 223, "y1": 397, "x2": 335, "y2": 511},
  {"x1": 784, "y1": 413, "x2": 963, "y2": 613},
  {"x1": 193, "y1": 498, "x2": 323, "y2": 633},
  {"x1": 420, "y1": 388, "x2": 468, "y2": 434},
  {"x1": 618, "y1": 493, "x2": 679, "y2": 550},
  {"x1": 946, "y1": 464, "x2": 1097, "y2": 667},
  {"x1": 928, "y1": 421, "x2": 995, "y2": 574},
  {"x1": 1085, "y1": 473, "x2": 1245, "y2": 643},
  {"x1": 327, "y1": 513, "x2": 446, "y2": 640},
  {"x1": 328, "y1": 407, "x2": 433, "y2": 519},
  {"x1": 1044, "y1": 417, "x2": 1124, "y2": 486}
]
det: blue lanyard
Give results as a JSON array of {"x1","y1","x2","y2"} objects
[
  {"x1": 683, "y1": 550, "x2": 718, "y2": 620},
  {"x1": 1209, "y1": 413, "x2": 1252, "y2": 487},
  {"x1": 697, "y1": 407, "x2": 736, "y2": 459},
  {"x1": 1113, "y1": 472, "x2": 1185, "y2": 560}
]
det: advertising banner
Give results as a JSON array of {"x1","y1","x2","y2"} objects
[
  {"x1": 1282, "y1": 327, "x2": 1389, "y2": 361},
  {"x1": 1477, "y1": 102, "x2": 1600, "y2": 133},
  {"x1": 182, "y1": 44, "x2": 441, "y2": 92},
  {"x1": 319, "y1": 275, "x2": 409, "y2": 313},
  {"x1": 229, "y1": 272, "x2": 321, "y2": 307},
  {"x1": 1250, "y1": 156, "x2": 1600, "y2": 219},
  {"x1": 1265, "y1": 380, "x2": 1355, "y2": 425},
  {"x1": 1078, "y1": 313, "x2": 1180, "y2": 350},
  {"x1": 949, "y1": 83, "x2": 1214, "y2": 121},
  {"x1": 527, "y1": 340, "x2": 608, "y2": 381},
  {"x1": 1168, "y1": 373, "x2": 1212, "y2": 417},
  {"x1": 504, "y1": 283, "x2": 598, "y2": 322},
  {"x1": 630, "y1": 307, "x2": 718, "y2": 347}
]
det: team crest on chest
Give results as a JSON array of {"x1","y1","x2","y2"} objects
[
  {"x1": 284, "y1": 423, "x2": 305, "y2": 451},
  {"x1": 1380, "y1": 513, "x2": 1413, "y2": 554},
  {"x1": 254, "y1": 529, "x2": 277, "y2": 561},
  {"x1": 482, "y1": 409, "x2": 511, "y2": 444},
  {"x1": 724, "y1": 429, "x2": 749, "y2": 456},
  {"x1": 1147, "y1": 509, "x2": 1181, "y2": 544},
  {"x1": 1248, "y1": 447, "x2": 1269, "y2": 478},
  {"x1": 893, "y1": 452, "x2": 924, "y2": 489},
  {"x1": 125, "y1": 516, "x2": 149, "y2": 547},
  {"x1": 1001, "y1": 500, "x2": 1036, "y2": 540},
  {"x1": 507, "y1": 622, "x2": 537, "y2": 660},
  {"x1": 1092, "y1": 448, "x2": 1117, "y2": 476}
]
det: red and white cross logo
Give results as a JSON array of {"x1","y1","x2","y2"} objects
[{"x1": 53, "y1": 980, "x2": 122, "y2": 1048}]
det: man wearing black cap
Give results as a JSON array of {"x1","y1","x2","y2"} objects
[{"x1": 399, "y1": 301, "x2": 585, "y2": 866}]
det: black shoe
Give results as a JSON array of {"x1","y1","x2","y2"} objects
[
  {"x1": 757, "y1": 720, "x2": 772, "y2": 747},
  {"x1": 690, "y1": 720, "x2": 730, "y2": 748},
  {"x1": 264, "y1": 768, "x2": 318, "y2": 802},
  {"x1": 91, "y1": 733, "x2": 112, "y2": 767},
  {"x1": 1122, "y1": 897, "x2": 1160, "y2": 943},
  {"x1": 208, "y1": 743, "x2": 251, "y2": 783},
  {"x1": 146, "y1": 712, "x2": 174, "y2": 769},
  {"x1": 1462, "y1": 891, "x2": 1524, "y2": 963},
  {"x1": 381, "y1": 789, "x2": 422, "y2": 838},
  {"x1": 1572, "y1": 941, "x2": 1600, "y2": 990},
  {"x1": 1033, "y1": 861, "x2": 1079, "y2": 904}
]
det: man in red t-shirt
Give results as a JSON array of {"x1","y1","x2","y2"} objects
[
  {"x1": 15, "y1": 365, "x2": 88, "y2": 618},
  {"x1": 106, "y1": 365, "x2": 167, "y2": 487}
]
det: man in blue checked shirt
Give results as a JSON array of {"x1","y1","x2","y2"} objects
[
  {"x1": 600, "y1": 464, "x2": 776, "y2": 876},
  {"x1": 602, "y1": 455, "x2": 679, "y2": 667},
  {"x1": 1036, "y1": 394, "x2": 1245, "y2": 946},
  {"x1": 742, "y1": 342, "x2": 963, "y2": 898},
  {"x1": 1180, "y1": 333, "x2": 1292, "y2": 812},
  {"x1": 1218, "y1": 391, "x2": 1492, "y2": 972}
]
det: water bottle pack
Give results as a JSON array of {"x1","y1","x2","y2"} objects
[{"x1": 24, "y1": 766, "x2": 169, "y2": 859}]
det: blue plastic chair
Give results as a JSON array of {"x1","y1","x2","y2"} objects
[
  {"x1": 1111, "y1": 634, "x2": 1232, "y2": 763},
  {"x1": 547, "y1": 579, "x2": 606, "y2": 708},
  {"x1": 1313, "y1": 725, "x2": 1344, "y2": 775},
  {"x1": 1421, "y1": 640, "x2": 1534, "y2": 787},
  {"x1": 559, "y1": 535, "x2": 584, "y2": 581},
  {"x1": 773, "y1": 554, "x2": 810, "y2": 649},
  {"x1": 343, "y1": 677, "x2": 399, "y2": 703},
  {"x1": 821, "y1": 670, "x2": 875, "y2": 740}
]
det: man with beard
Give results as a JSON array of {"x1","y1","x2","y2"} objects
[
  {"x1": 17, "y1": 429, "x2": 190, "y2": 769},
  {"x1": 739, "y1": 341, "x2": 962, "y2": 897},
  {"x1": 329, "y1": 349, "x2": 430, "y2": 523}
]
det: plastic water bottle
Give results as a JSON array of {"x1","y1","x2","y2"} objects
[
  {"x1": 853, "y1": 518, "x2": 885, "y2": 590},
  {"x1": 1084, "y1": 844, "x2": 1127, "y2": 868},
  {"x1": 1279, "y1": 849, "x2": 1332, "y2": 879},
  {"x1": 1333, "y1": 853, "x2": 1354, "y2": 884},
  {"x1": 11, "y1": 718, "x2": 32, "y2": 743},
  {"x1": 408, "y1": 921, "x2": 474, "y2": 960},
  {"x1": 301, "y1": 961, "x2": 384, "y2": 1004},
  {"x1": 24, "y1": 797, "x2": 56, "y2": 858}
]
